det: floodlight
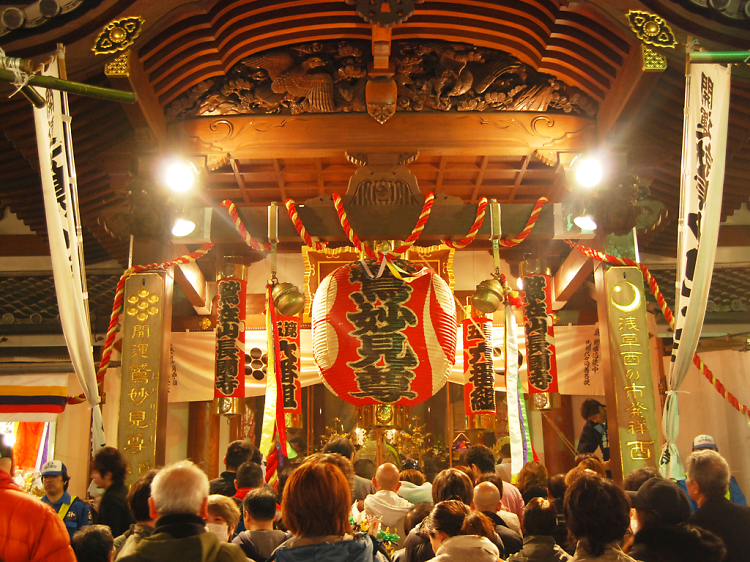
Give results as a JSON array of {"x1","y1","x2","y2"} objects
[
  {"x1": 571, "y1": 154, "x2": 604, "y2": 189},
  {"x1": 172, "y1": 217, "x2": 196, "y2": 237},
  {"x1": 164, "y1": 160, "x2": 197, "y2": 192},
  {"x1": 573, "y1": 214, "x2": 598, "y2": 231}
]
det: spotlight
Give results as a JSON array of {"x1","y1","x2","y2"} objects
[
  {"x1": 574, "y1": 214, "x2": 598, "y2": 231},
  {"x1": 172, "y1": 217, "x2": 196, "y2": 237},
  {"x1": 516, "y1": 277, "x2": 524, "y2": 291},
  {"x1": 164, "y1": 160, "x2": 197, "y2": 192},
  {"x1": 571, "y1": 154, "x2": 604, "y2": 189},
  {"x1": 2, "y1": 433, "x2": 15, "y2": 447}
]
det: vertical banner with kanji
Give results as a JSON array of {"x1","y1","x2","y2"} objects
[
  {"x1": 661, "y1": 63, "x2": 731, "y2": 479},
  {"x1": 605, "y1": 267, "x2": 659, "y2": 476},
  {"x1": 118, "y1": 273, "x2": 164, "y2": 486},
  {"x1": 214, "y1": 265, "x2": 247, "y2": 415},
  {"x1": 463, "y1": 317, "x2": 495, "y2": 415},
  {"x1": 277, "y1": 316, "x2": 301, "y2": 414},
  {"x1": 522, "y1": 274, "x2": 559, "y2": 394}
]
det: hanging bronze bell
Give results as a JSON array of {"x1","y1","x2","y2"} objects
[
  {"x1": 471, "y1": 278, "x2": 506, "y2": 314},
  {"x1": 272, "y1": 282, "x2": 305, "y2": 316}
]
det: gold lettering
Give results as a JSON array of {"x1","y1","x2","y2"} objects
[
  {"x1": 624, "y1": 384, "x2": 646, "y2": 399},
  {"x1": 124, "y1": 434, "x2": 145, "y2": 454},
  {"x1": 618, "y1": 316, "x2": 640, "y2": 332},
  {"x1": 619, "y1": 333, "x2": 641, "y2": 349},
  {"x1": 128, "y1": 387, "x2": 151, "y2": 406},
  {"x1": 627, "y1": 440, "x2": 654, "y2": 461},
  {"x1": 621, "y1": 351, "x2": 643, "y2": 366},
  {"x1": 127, "y1": 410, "x2": 151, "y2": 429},
  {"x1": 132, "y1": 343, "x2": 149, "y2": 358},
  {"x1": 133, "y1": 325, "x2": 150, "y2": 338},
  {"x1": 626, "y1": 401, "x2": 648, "y2": 417}
]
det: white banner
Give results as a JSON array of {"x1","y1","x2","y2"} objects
[
  {"x1": 33, "y1": 58, "x2": 105, "y2": 451},
  {"x1": 168, "y1": 324, "x2": 605, "y2": 402},
  {"x1": 661, "y1": 63, "x2": 731, "y2": 479}
]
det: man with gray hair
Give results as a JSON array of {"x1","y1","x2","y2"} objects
[
  {"x1": 118, "y1": 461, "x2": 246, "y2": 562},
  {"x1": 686, "y1": 449, "x2": 750, "y2": 562}
]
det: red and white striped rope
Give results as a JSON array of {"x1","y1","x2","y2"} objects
[
  {"x1": 565, "y1": 239, "x2": 749, "y2": 420},
  {"x1": 68, "y1": 243, "x2": 214, "y2": 404},
  {"x1": 442, "y1": 197, "x2": 488, "y2": 249},
  {"x1": 284, "y1": 199, "x2": 328, "y2": 251},
  {"x1": 497, "y1": 196, "x2": 549, "y2": 247}
]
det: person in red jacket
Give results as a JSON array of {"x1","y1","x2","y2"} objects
[{"x1": 0, "y1": 434, "x2": 76, "y2": 562}]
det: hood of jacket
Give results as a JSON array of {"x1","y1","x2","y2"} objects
[
  {"x1": 272, "y1": 535, "x2": 377, "y2": 562},
  {"x1": 508, "y1": 536, "x2": 571, "y2": 561},
  {"x1": 434, "y1": 535, "x2": 499, "y2": 562},
  {"x1": 364, "y1": 490, "x2": 413, "y2": 527},
  {"x1": 397, "y1": 481, "x2": 433, "y2": 504},
  {"x1": 629, "y1": 524, "x2": 726, "y2": 562}
]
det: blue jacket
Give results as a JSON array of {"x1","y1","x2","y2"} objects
[
  {"x1": 42, "y1": 491, "x2": 92, "y2": 542},
  {"x1": 269, "y1": 535, "x2": 384, "y2": 562},
  {"x1": 676, "y1": 475, "x2": 746, "y2": 511}
]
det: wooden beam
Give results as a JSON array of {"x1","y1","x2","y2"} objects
[
  {"x1": 718, "y1": 225, "x2": 750, "y2": 247},
  {"x1": 174, "y1": 112, "x2": 596, "y2": 160},
  {"x1": 230, "y1": 156, "x2": 251, "y2": 206},
  {"x1": 0, "y1": 235, "x2": 49, "y2": 256},
  {"x1": 471, "y1": 155, "x2": 490, "y2": 203},
  {"x1": 172, "y1": 244, "x2": 211, "y2": 314},
  {"x1": 596, "y1": 44, "x2": 661, "y2": 143},
  {"x1": 106, "y1": 51, "x2": 168, "y2": 147},
  {"x1": 552, "y1": 246, "x2": 593, "y2": 310},
  {"x1": 508, "y1": 154, "x2": 531, "y2": 201}
]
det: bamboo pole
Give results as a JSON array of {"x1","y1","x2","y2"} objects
[
  {"x1": 0, "y1": 69, "x2": 137, "y2": 103},
  {"x1": 690, "y1": 51, "x2": 750, "y2": 64}
]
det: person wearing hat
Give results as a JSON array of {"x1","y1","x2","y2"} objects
[
  {"x1": 625, "y1": 477, "x2": 725, "y2": 562},
  {"x1": 675, "y1": 434, "x2": 747, "y2": 511},
  {"x1": 0, "y1": 435, "x2": 76, "y2": 562},
  {"x1": 41, "y1": 459, "x2": 92, "y2": 542}
]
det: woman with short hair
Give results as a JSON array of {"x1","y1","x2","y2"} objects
[
  {"x1": 424, "y1": 500, "x2": 498, "y2": 562},
  {"x1": 269, "y1": 460, "x2": 384, "y2": 562}
]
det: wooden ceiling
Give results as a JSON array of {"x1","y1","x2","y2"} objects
[{"x1": 1, "y1": 0, "x2": 749, "y2": 267}]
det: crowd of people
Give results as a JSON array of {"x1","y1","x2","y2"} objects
[{"x1": 1, "y1": 432, "x2": 749, "y2": 562}]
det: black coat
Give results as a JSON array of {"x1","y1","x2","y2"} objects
[
  {"x1": 576, "y1": 420, "x2": 609, "y2": 461},
  {"x1": 209, "y1": 471, "x2": 238, "y2": 497},
  {"x1": 98, "y1": 481, "x2": 136, "y2": 538},
  {"x1": 628, "y1": 524, "x2": 726, "y2": 562},
  {"x1": 482, "y1": 511, "x2": 523, "y2": 556},
  {"x1": 688, "y1": 495, "x2": 750, "y2": 562}
]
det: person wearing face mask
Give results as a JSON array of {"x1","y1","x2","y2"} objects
[
  {"x1": 206, "y1": 495, "x2": 241, "y2": 542},
  {"x1": 576, "y1": 400, "x2": 609, "y2": 463},
  {"x1": 116, "y1": 461, "x2": 246, "y2": 562}
]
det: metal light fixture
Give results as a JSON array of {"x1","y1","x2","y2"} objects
[
  {"x1": 171, "y1": 217, "x2": 196, "y2": 237},
  {"x1": 570, "y1": 153, "x2": 605, "y2": 190}
]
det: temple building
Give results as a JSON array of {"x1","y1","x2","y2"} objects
[{"x1": 0, "y1": 0, "x2": 748, "y2": 499}]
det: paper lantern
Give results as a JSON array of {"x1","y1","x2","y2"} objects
[{"x1": 312, "y1": 259, "x2": 456, "y2": 406}]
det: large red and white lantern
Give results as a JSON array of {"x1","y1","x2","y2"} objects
[{"x1": 312, "y1": 259, "x2": 456, "y2": 406}]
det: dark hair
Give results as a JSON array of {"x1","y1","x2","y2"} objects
[
  {"x1": 404, "y1": 502, "x2": 433, "y2": 535},
  {"x1": 432, "y1": 468, "x2": 473, "y2": 504},
  {"x1": 565, "y1": 474, "x2": 630, "y2": 557},
  {"x1": 523, "y1": 497, "x2": 557, "y2": 536},
  {"x1": 276, "y1": 462, "x2": 301, "y2": 504},
  {"x1": 426, "y1": 500, "x2": 494, "y2": 539},
  {"x1": 93, "y1": 447, "x2": 127, "y2": 485},
  {"x1": 72, "y1": 525, "x2": 114, "y2": 562},
  {"x1": 517, "y1": 461, "x2": 548, "y2": 495},
  {"x1": 547, "y1": 474, "x2": 567, "y2": 500},
  {"x1": 464, "y1": 445, "x2": 496, "y2": 475},
  {"x1": 400, "y1": 469, "x2": 425, "y2": 486},
  {"x1": 580, "y1": 399, "x2": 603, "y2": 420},
  {"x1": 308, "y1": 452, "x2": 356, "y2": 501},
  {"x1": 128, "y1": 469, "x2": 157, "y2": 522},
  {"x1": 42, "y1": 472, "x2": 71, "y2": 492},
  {"x1": 225, "y1": 440, "x2": 256, "y2": 471},
  {"x1": 353, "y1": 458, "x2": 376, "y2": 480},
  {"x1": 282, "y1": 460, "x2": 352, "y2": 537},
  {"x1": 623, "y1": 467, "x2": 662, "y2": 492},
  {"x1": 453, "y1": 465, "x2": 475, "y2": 485},
  {"x1": 236, "y1": 462, "x2": 264, "y2": 489},
  {"x1": 243, "y1": 488, "x2": 278, "y2": 522},
  {"x1": 475, "y1": 473, "x2": 504, "y2": 500},
  {"x1": 500, "y1": 443, "x2": 511, "y2": 458},
  {"x1": 322, "y1": 435, "x2": 355, "y2": 459}
]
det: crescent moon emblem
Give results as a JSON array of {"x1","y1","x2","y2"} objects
[{"x1": 613, "y1": 281, "x2": 641, "y2": 312}]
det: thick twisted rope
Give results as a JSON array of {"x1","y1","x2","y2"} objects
[
  {"x1": 442, "y1": 197, "x2": 488, "y2": 249},
  {"x1": 284, "y1": 199, "x2": 328, "y2": 251},
  {"x1": 221, "y1": 200, "x2": 271, "y2": 251},
  {"x1": 331, "y1": 192, "x2": 378, "y2": 259},
  {"x1": 497, "y1": 196, "x2": 549, "y2": 247},
  {"x1": 565, "y1": 239, "x2": 749, "y2": 420},
  {"x1": 67, "y1": 243, "x2": 214, "y2": 404}
]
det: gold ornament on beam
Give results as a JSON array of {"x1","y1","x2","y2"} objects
[
  {"x1": 641, "y1": 45, "x2": 667, "y2": 72},
  {"x1": 93, "y1": 17, "x2": 145, "y2": 55},
  {"x1": 626, "y1": 11, "x2": 676, "y2": 48}
]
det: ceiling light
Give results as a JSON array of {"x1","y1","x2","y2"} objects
[
  {"x1": 516, "y1": 277, "x2": 524, "y2": 290},
  {"x1": 2, "y1": 433, "x2": 15, "y2": 447},
  {"x1": 172, "y1": 218, "x2": 196, "y2": 237},
  {"x1": 164, "y1": 160, "x2": 197, "y2": 192},
  {"x1": 570, "y1": 154, "x2": 605, "y2": 189},
  {"x1": 574, "y1": 214, "x2": 598, "y2": 231}
]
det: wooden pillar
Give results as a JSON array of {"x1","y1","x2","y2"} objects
[
  {"x1": 540, "y1": 394, "x2": 576, "y2": 475},
  {"x1": 187, "y1": 401, "x2": 221, "y2": 478}
]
